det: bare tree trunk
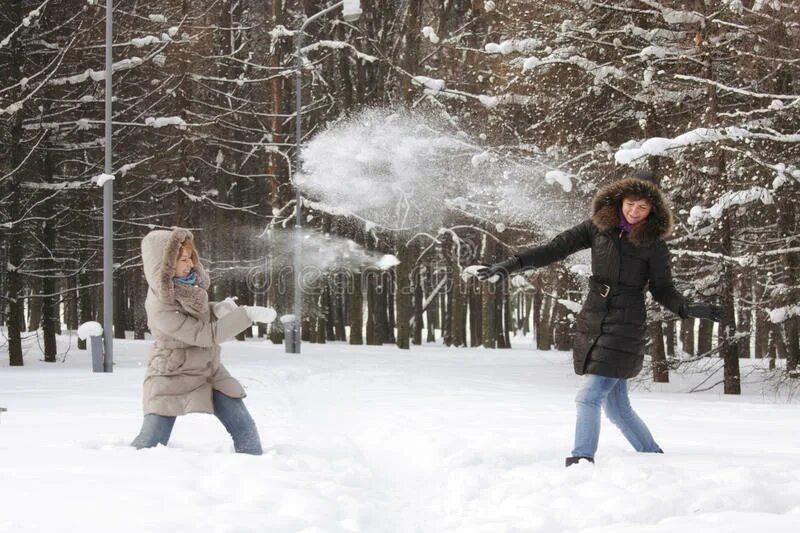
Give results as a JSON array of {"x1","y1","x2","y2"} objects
[
  {"x1": 114, "y1": 269, "x2": 126, "y2": 339},
  {"x1": 395, "y1": 239, "x2": 413, "y2": 349},
  {"x1": 665, "y1": 320, "x2": 676, "y2": 358},
  {"x1": 537, "y1": 293, "x2": 552, "y2": 351},
  {"x1": 412, "y1": 267, "x2": 423, "y2": 345},
  {"x1": 349, "y1": 271, "x2": 364, "y2": 345},
  {"x1": 481, "y1": 237, "x2": 497, "y2": 349},
  {"x1": 650, "y1": 321, "x2": 669, "y2": 383},
  {"x1": 468, "y1": 281, "x2": 482, "y2": 347},
  {"x1": 680, "y1": 318, "x2": 695, "y2": 356},
  {"x1": 41, "y1": 221, "x2": 58, "y2": 362},
  {"x1": 450, "y1": 266, "x2": 467, "y2": 347}
]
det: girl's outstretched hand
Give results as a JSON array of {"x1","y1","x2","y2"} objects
[{"x1": 244, "y1": 305, "x2": 278, "y2": 324}]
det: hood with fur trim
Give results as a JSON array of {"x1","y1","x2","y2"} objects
[
  {"x1": 141, "y1": 228, "x2": 211, "y2": 316},
  {"x1": 590, "y1": 177, "x2": 673, "y2": 247}
]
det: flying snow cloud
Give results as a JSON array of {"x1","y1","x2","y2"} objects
[{"x1": 295, "y1": 108, "x2": 580, "y2": 233}]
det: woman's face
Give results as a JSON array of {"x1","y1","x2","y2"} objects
[
  {"x1": 622, "y1": 197, "x2": 652, "y2": 225},
  {"x1": 174, "y1": 248, "x2": 194, "y2": 277}
]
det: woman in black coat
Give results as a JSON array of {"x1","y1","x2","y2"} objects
[{"x1": 477, "y1": 174, "x2": 721, "y2": 466}]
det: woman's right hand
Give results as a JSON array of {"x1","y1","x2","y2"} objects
[{"x1": 475, "y1": 257, "x2": 522, "y2": 282}]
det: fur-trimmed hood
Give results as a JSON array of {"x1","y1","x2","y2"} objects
[
  {"x1": 141, "y1": 228, "x2": 210, "y2": 317},
  {"x1": 591, "y1": 177, "x2": 673, "y2": 247}
]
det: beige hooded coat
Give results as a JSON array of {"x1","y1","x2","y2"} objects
[{"x1": 140, "y1": 228, "x2": 252, "y2": 416}]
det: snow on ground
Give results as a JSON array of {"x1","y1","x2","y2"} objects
[{"x1": 1, "y1": 335, "x2": 799, "y2": 533}]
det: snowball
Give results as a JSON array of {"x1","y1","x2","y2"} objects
[{"x1": 77, "y1": 321, "x2": 103, "y2": 340}]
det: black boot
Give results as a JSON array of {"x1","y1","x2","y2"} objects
[{"x1": 565, "y1": 456, "x2": 594, "y2": 467}]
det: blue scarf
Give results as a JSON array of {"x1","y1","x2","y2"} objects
[{"x1": 174, "y1": 270, "x2": 198, "y2": 285}]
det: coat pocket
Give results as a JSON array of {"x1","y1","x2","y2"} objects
[{"x1": 148, "y1": 347, "x2": 187, "y2": 375}]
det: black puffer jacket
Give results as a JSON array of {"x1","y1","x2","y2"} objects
[{"x1": 516, "y1": 178, "x2": 686, "y2": 378}]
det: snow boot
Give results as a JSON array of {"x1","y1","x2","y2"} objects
[{"x1": 565, "y1": 456, "x2": 594, "y2": 467}]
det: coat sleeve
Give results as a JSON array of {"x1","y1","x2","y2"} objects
[
  {"x1": 150, "y1": 306, "x2": 251, "y2": 347},
  {"x1": 648, "y1": 240, "x2": 686, "y2": 316},
  {"x1": 516, "y1": 220, "x2": 593, "y2": 269}
]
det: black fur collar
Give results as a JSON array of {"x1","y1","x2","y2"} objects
[{"x1": 590, "y1": 178, "x2": 673, "y2": 247}]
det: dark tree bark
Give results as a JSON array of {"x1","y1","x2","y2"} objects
[
  {"x1": 350, "y1": 271, "x2": 364, "y2": 345},
  {"x1": 649, "y1": 321, "x2": 669, "y2": 383},
  {"x1": 395, "y1": 239, "x2": 413, "y2": 349},
  {"x1": 680, "y1": 319, "x2": 695, "y2": 356}
]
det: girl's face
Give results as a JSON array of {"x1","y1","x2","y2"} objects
[
  {"x1": 174, "y1": 248, "x2": 194, "y2": 277},
  {"x1": 622, "y1": 197, "x2": 652, "y2": 225}
]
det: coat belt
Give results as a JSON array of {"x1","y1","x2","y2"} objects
[{"x1": 589, "y1": 277, "x2": 644, "y2": 299}]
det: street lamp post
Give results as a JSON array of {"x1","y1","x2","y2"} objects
[
  {"x1": 289, "y1": 1, "x2": 361, "y2": 354},
  {"x1": 103, "y1": 0, "x2": 114, "y2": 371}
]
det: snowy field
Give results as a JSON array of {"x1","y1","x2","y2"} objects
[{"x1": 1, "y1": 336, "x2": 799, "y2": 533}]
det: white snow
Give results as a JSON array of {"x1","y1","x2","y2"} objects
[
  {"x1": 614, "y1": 127, "x2": 753, "y2": 164},
  {"x1": 1, "y1": 337, "x2": 799, "y2": 532},
  {"x1": 145, "y1": 116, "x2": 187, "y2": 129},
  {"x1": 471, "y1": 151, "x2": 491, "y2": 167},
  {"x1": 688, "y1": 187, "x2": 774, "y2": 225},
  {"x1": 376, "y1": 254, "x2": 400, "y2": 270},
  {"x1": 557, "y1": 298, "x2": 583, "y2": 313},
  {"x1": 278, "y1": 314, "x2": 296, "y2": 325},
  {"x1": 660, "y1": 8, "x2": 704, "y2": 25},
  {"x1": 768, "y1": 305, "x2": 800, "y2": 324},
  {"x1": 412, "y1": 76, "x2": 445, "y2": 92},
  {"x1": 421, "y1": 26, "x2": 440, "y2": 44},
  {"x1": 76, "y1": 321, "x2": 103, "y2": 340},
  {"x1": 130, "y1": 35, "x2": 161, "y2": 48},
  {"x1": 544, "y1": 170, "x2": 574, "y2": 193},
  {"x1": 485, "y1": 38, "x2": 542, "y2": 55},
  {"x1": 49, "y1": 57, "x2": 145, "y2": 86},
  {"x1": 148, "y1": 14, "x2": 167, "y2": 23},
  {"x1": 92, "y1": 173, "x2": 115, "y2": 187},
  {"x1": 478, "y1": 94, "x2": 499, "y2": 108}
]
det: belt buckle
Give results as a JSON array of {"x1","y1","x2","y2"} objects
[{"x1": 599, "y1": 283, "x2": 610, "y2": 298}]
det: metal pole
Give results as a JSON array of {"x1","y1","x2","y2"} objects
[
  {"x1": 289, "y1": 1, "x2": 346, "y2": 354},
  {"x1": 291, "y1": 28, "x2": 303, "y2": 354},
  {"x1": 103, "y1": 0, "x2": 114, "y2": 371}
]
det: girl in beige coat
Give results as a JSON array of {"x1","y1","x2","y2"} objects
[{"x1": 131, "y1": 228, "x2": 275, "y2": 454}]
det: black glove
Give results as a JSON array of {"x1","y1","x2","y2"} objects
[
  {"x1": 681, "y1": 302, "x2": 722, "y2": 322},
  {"x1": 475, "y1": 256, "x2": 522, "y2": 281}
]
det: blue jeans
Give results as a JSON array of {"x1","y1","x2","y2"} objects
[
  {"x1": 131, "y1": 390, "x2": 263, "y2": 455},
  {"x1": 572, "y1": 374, "x2": 661, "y2": 459}
]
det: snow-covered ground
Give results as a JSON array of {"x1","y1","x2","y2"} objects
[{"x1": 1, "y1": 336, "x2": 799, "y2": 533}]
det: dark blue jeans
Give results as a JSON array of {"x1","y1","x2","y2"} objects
[{"x1": 131, "y1": 390, "x2": 263, "y2": 455}]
